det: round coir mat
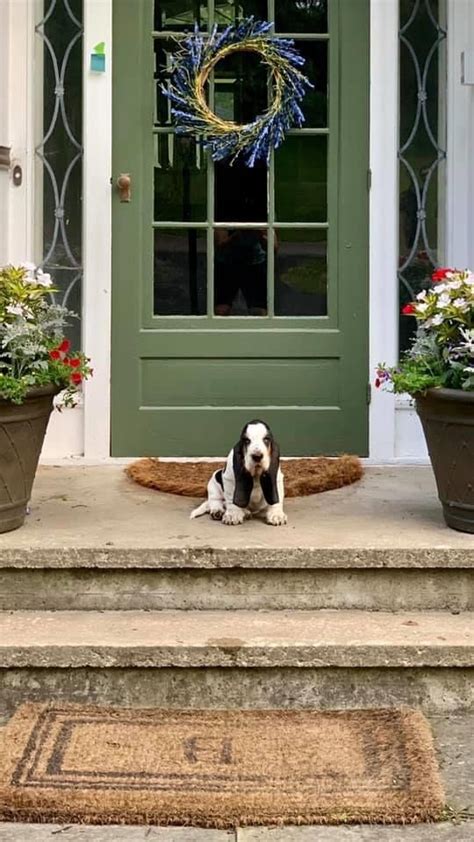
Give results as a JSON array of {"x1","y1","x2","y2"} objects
[{"x1": 126, "y1": 455, "x2": 363, "y2": 498}]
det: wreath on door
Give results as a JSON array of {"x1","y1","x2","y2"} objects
[{"x1": 163, "y1": 17, "x2": 313, "y2": 167}]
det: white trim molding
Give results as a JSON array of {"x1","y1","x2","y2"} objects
[
  {"x1": 82, "y1": 0, "x2": 113, "y2": 459},
  {"x1": 369, "y1": 0, "x2": 399, "y2": 461}
]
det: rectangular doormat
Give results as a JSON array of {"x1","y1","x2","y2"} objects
[{"x1": 0, "y1": 705, "x2": 444, "y2": 828}]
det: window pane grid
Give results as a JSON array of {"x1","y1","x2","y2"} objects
[{"x1": 152, "y1": 0, "x2": 329, "y2": 317}]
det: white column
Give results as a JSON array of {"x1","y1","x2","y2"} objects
[
  {"x1": 369, "y1": 0, "x2": 399, "y2": 461},
  {"x1": 0, "y1": 0, "x2": 10, "y2": 264},
  {"x1": 82, "y1": 0, "x2": 113, "y2": 459},
  {"x1": 0, "y1": 0, "x2": 36, "y2": 264},
  {"x1": 446, "y1": 0, "x2": 474, "y2": 269}
]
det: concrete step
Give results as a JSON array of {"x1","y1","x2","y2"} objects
[
  {"x1": 1, "y1": 465, "x2": 472, "y2": 612},
  {"x1": 0, "y1": 610, "x2": 472, "y2": 717},
  {"x1": 1, "y1": 560, "x2": 472, "y2": 612}
]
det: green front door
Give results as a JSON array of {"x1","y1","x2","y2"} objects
[{"x1": 112, "y1": 0, "x2": 369, "y2": 456}]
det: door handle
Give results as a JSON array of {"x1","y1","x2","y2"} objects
[{"x1": 116, "y1": 173, "x2": 131, "y2": 202}]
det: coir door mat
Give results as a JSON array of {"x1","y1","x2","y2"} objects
[
  {"x1": 126, "y1": 455, "x2": 363, "y2": 498},
  {"x1": 0, "y1": 705, "x2": 444, "y2": 827}
]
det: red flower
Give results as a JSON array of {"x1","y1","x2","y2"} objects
[
  {"x1": 49, "y1": 350, "x2": 61, "y2": 360},
  {"x1": 67, "y1": 357, "x2": 81, "y2": 368},
  {"x1": 375, "y1": 378, "x2": 381, "y2": 389},
  {"x1": 402, "y1": 303, "x2": 416, "y2": 315},
  {"x1": 70, "y1": 372, "x2": 82, "y2": 385},
  {"x1": 432, "y1": 267, "x2": 452, "y2": 282},
  {"x1": 58, "y1": 338, "x2": 71, "y2": 353}
]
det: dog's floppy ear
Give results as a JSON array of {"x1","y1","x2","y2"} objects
[
  {"x1": 232, "y1": 439, "x2": 253, "y2": 508},
  {"x1": 260, "y1": 437, "x2": 280, "y2": 505}
]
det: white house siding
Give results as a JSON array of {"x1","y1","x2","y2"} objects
[{"x1": 1, "y1": 0, "x2": 472, "y2": 462}]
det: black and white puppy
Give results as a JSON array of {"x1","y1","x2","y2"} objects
[{"x1": 190, "y1": 420, "x2": 287, "y2": 526}]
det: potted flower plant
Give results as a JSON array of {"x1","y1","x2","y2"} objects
[
  {"x1": 377, "y1": 268, "x2": 474, "y2": 534},
  {"x1": 0, "y1": 263, "x2": 91, "y2": 533}
]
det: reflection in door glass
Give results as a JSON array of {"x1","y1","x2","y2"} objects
[
  {"x1": 154, "y1": 0, "x2": 206, "y2": 31},
  {"x1": 214, "y1": 228, "x2": 268, "y2": 316},
  {"x1": 275, "y1": 229, "x2": 327, "y2": 316},
  {"x1": 296, "y1": 41, "x2": 328, "y2": 128},
  {"x1": 154, "y1": 40, "x2": 181, "y2": 125},
  {"x1": 215, "y1": 159, "x2": 267, "y2": 222},
  {"x1": 154, "y1": 134, "x2": 207, "y2": 222},
  {"x1": 154, "y1": 229, "x2": 207, "y2": 315},
  {"x1": 275, "y1": 0, "x2": 328, "y2": 33},
  {"x1": 275, "y1": 135, "x2": 327, "y2": 223}
]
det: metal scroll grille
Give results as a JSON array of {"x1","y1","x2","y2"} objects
[
  {"x1": 398, "y1": 0, "x2": 447, "y2": 352},
  {"x1": 35, "y1": 0, "x2": 83, "y2": 347}
]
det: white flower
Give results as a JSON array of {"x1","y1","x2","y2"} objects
[
  {"x1": 453, "y1": 297, "x2": 469, "y2": 310},
  {"x1": 432, "y1": 313, "x2": 444, "y2": 326},
  {"x1": 465, "y1": 272, "x2": 474, "y2": 285},
  {"x1": 20, "y1": 261, "x2": 36, "y2": 273},
  {"x1": 434, "y1": 283, "x2": 448, "y2": 294},
  {"x1": 447, "y1": 279, "x2": 462, "y2": 290},
  {"x1": 36, "y1": 270, "x2": 52, "y2": 287},
  {"x1": 6, "y1": 304, "x2": 24, "y2": 317},
  {"x1": 416, "y1": 290, "x2": 427, "y2": 301},
  {"x1": 437, "y1": 293, "x2": 450, "y2": 307},
  {"x1": 416, "y1": 302, "x2": 429, "y2": 313}
]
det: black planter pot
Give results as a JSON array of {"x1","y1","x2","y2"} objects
[
  {"x1": 0, "y1": 384, "x2": 59, "y2": 533},
  {"x1": 415, "y1": 388, "x2": 474, "y2": 534}
]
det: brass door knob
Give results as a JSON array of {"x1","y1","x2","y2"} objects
[{"x1": 116, "y1": 173, "x2": 131, "y2": 202}]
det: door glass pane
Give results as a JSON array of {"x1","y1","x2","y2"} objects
[
  {"x1": 214, "y1": 229, "x2": 268, "y2": 316},
  {"x1": 275, "y1": 229, "x2": 327, "y2": 316},
  {"x1": 154, "y1": 40, "x2": 180, "y2": 126},
  {"x1": 297, "y1": 41, "x2": 328, "y2": 128},
  {"x1": 275, "y1": 0, "x2": 328, "y2": 34},
  {"x1": 215, "y1": 160, "x2": 267, "y2": 222},
  {"x1": 154, "y1": 229, "x2": 207, "y2": 315},
  {"x1": 154, "y1": 0, "x2": 207, "y2": 31},
  {"x1": 154, "y1": 134, "x2": 207, "y2": 221},
  {"x1": 215, "y1": 0, "x2": 267, "y2": 26},
  {"x1": 213, "y1": 50, "x2": 268, "y2": 125},
  {"x1": 275, "y1": 136, "x2": 327, "y2": 223}
]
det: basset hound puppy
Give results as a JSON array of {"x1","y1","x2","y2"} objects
[{"x1": 190, "y1": 420, "x2": 287, "y2": 526}]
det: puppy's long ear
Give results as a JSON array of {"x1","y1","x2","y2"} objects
[
  {"x1": 260, "y1": 438, "x2": 280, "y2": 505},
  {"x1": 232, "y1": 442, "x2": 253, "y2": 508}
]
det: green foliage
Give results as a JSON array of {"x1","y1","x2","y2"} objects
[{"x1": 0, "y1": 264, "x2": 92, "y2": 405}]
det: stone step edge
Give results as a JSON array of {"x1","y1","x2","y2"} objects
[
  {"x1": 0, "y1": 609, "x2": 472, "y2": 669},
  {"x1": 0, "y1": 546, "x2": 472, "y2": 569}
]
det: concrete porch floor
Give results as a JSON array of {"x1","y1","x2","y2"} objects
[{"x1": 0, "y1": 465, "x2": 472, "y2": 563}]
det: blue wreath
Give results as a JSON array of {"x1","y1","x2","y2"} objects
[{"x1": 163, "y1": 18, "x2": 313, "y2": 167}]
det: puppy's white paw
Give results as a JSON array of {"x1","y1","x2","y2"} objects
[
  {"x1": 210, "y1": 507, "x2": 225, "y2": 521},
  {"x1": 222, "y1": 509, "x2": 245, "y2": 526},
  {"x1": 266, "y1": 510, "x2": 288, "y2": 526}
]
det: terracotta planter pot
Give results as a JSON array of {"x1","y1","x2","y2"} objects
[
  {"x1": 0, "y1": 384, "x2": 59, "y2": 533},
  {"x1": 415, "y1": 388, "x2": 474, "y2": 534}
]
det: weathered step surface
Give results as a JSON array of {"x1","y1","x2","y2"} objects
[
  {"x1": 0, "y1": 610, "x2": 472, "y2": 718},
  {"x1": 0, "y1": 465, "x2": 472, "y2": 567},
  {"x1": 0, "y1": 465, "x2": 472, "y2": 612},
  {"x1": 0, "y1": 610, "x2": 472, "y2": 669},
  {"x1": 1, "y1": 565, "x2": 472, "y2": 612}
]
